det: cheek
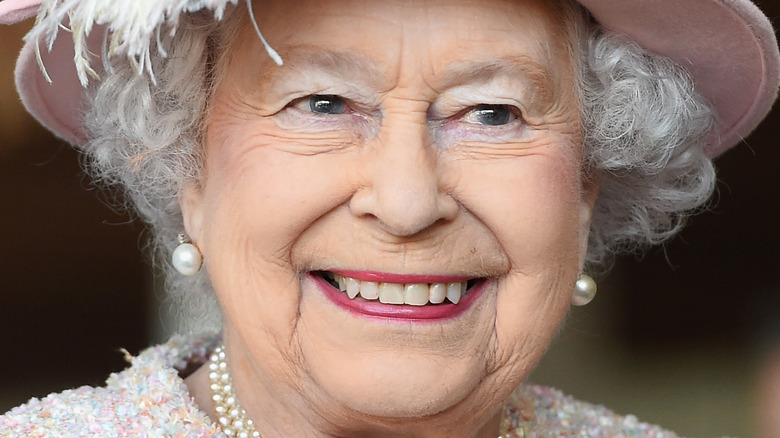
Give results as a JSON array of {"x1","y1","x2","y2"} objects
[
  {"x1": 449, "y1": 152, "x2": 582, "y2": 267},
  {"x1": 448, "y1": 148, "x2": 581, "y2": 374},
  {"x1": 197, "y1": 120, "x2": 362, "y2": 336},
  {"x1": 201, "y1": 118, "x2": 360, "y2": 252}
]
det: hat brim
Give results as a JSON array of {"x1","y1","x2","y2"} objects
[
  {"x1": 580, "y1": 0, "x2": 779, "y2": 156},
  {"x1": 4, "y1": 0, "x2": 779, "y2": 156}
]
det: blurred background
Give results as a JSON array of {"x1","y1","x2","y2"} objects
[{"x1": 1, "y1": 3, "x2": 779, "y2": 436}]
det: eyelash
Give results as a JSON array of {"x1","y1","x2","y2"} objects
[
  {"x1": 287, "y1": 95, "x2": 349, "y2": 117},
  {"x1": 281, "y1": 94, "x2": 528, "y2": 145},
  {"x1": 455, "y1": 104, "x2": 523, "y2": 127},
  {"x1": 290, "y1": 95, "x2": 523, "y2": 124}
]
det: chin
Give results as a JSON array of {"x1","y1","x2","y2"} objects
[
  {"x1": 308, "y1": 347, "x2": 488, "y2": 419},
  {"x1": 291, "y1": 273, "x2": 505, "y2": 420}
]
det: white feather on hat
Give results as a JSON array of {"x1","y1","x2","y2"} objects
[{"x1": 27, "y1": 0, "x2": 281, "y2": 86}]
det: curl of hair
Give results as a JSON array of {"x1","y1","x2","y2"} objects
[
  {"x1": 576, "y1": 25, "x2": 716, "y2": 268},
  {"x1": 83, "y1": 4, "x2": 716, "y2": 332},
  {"x1": 83, "y1": 9, "x2": 245, "y2": 332}
]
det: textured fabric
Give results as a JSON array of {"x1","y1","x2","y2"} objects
[
  {"x1": 0, "y1": 0, "x2": 777, "y2": 155},
  {"x1": 0, "y1": 335, "x2": 680, "y2": 437},
  {"x1": 0, "y1": 335, "x2": 223, "y2": 438}
]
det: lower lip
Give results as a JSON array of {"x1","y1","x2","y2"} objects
[{"x1": 310, "y1": 274, "x2": 486, "y2": 322}]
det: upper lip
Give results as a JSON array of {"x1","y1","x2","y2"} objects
[{"x1": 327, "y1": 270, "x2": 474, "y2": 284}]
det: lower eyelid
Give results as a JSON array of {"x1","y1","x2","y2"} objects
[
  {"x1": 432, "y1": 119, "x2": 527, "y2": 145},
  {"x1": 276, "y1": 106, "x2": 378, "y2": 137}
]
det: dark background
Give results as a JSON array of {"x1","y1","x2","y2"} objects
[
  {"x1": 2, "y1": 2, "x2": 779, "y2": 436},
  {"x1": 1, "y1": 21, "x2": 153, "y2": 405}
]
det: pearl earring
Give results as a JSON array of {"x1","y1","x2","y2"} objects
[
  {"x1": 572, "y1": 274, "x2": 597, "y2": 306},
  {"x1": 172, "y1": 234, "x2": 203, "y2": 276}
]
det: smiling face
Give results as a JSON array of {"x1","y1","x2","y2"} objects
[{"x1": 182, "y1": 0, "x2": 596, "y2": 435}]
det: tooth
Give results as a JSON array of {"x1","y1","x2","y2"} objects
[
  {"x1": 335, "y1": 274, "x2": 346, "y2": 291},
  {"x1": 446, "y1": 282, "x2": 462, "y2": 304},
  {"x1": 429, "y1": 283, "x2": 447, "y2": 304},
  {"x1": 404, "y1": 283, "x2": 429, "y2": 306},
  {"x1": 359, "y1": 281, "x2": 379, "y2": 300},
  {"x1": 379, "y1": 283, "x2": 405, "y2": 304},
  {"x1": 346, "y1": 277, "x2": 360, "y2": 299}
]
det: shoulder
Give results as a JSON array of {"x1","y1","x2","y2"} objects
[
  {"x1": 0, "y1": 334, "x2": 221, "y2": 437},
  {"x1": 503, "y1": 384, "x2": 679, "y2": 437}
]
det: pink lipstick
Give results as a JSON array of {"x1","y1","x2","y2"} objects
[{"x1": 310, "y1": 271, "x2": 486, "y2": 322}]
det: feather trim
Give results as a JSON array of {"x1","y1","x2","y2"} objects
[{"x1": 26, "y1": 0, "x2": 282, "y2": 87}]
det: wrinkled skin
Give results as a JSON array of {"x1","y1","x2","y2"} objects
[{"x1": 183, "y1": 0, "x2": 599, "y2": 436}]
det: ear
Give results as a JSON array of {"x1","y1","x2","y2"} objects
[
  {"x1": 577, "y1": 173, "x2": 601, "y2": 270},
  {"x1": 179, "y1": 183, "x2": 206, "y2": 246}
]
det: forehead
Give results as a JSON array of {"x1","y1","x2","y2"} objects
[{"x1": 225, "y1": 0, "x2": 576, "y2": 95}]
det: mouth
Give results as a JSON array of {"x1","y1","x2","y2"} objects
[{"x1": 311, "y1": 270, "x2": 487, "y2": 321}]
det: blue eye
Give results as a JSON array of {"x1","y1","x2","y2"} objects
[
  {"x1": 309, "y1": 95, "x2": 347, "y2": 114},
  {"x1": 464, "y1": 104, "x2": 515, "y2": 126}
]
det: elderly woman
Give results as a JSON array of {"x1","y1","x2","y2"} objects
[{"x1": 1, "y1": 0, "x2": 777, "y2": 436}]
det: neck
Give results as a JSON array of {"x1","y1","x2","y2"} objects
[{"x1": 184, "y1": 333, "x2": 504, "y2": 437}]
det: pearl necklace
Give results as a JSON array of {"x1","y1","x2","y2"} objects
[
  {"x1": 209, "y1": 344, "x2": 518, "y2": 438},
  {"x1": 208, "y1": 345, "x2": 261, "y2": 438}
]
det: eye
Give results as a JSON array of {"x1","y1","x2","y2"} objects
[
  {"x1": 307, "y1": 94, "x2": 348, "y2": 115},
  {"x1": 462, "y1": 104, "x2": 517, "y2": 126}
]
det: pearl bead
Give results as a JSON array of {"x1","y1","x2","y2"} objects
[
  {"x1": 572, "y1": 274, "x2": 598, "y2": 306},
  {"x1": 208, "y1": 344, "x2": 262, "y2": 437},
  {"x1": 172, "y1": 242, "x2": 202, "y2": 275}
]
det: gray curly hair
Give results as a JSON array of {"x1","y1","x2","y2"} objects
[{"x1": 83, "y1": 1, "x2": 715, "y2": 332}]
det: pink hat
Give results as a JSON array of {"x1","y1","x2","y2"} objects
[{"x1": 2, "y1": 0, "x2": 778, "y2": 156}]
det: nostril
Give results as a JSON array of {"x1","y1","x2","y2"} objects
[
  {"x1": 349, "y1": 187, "x2": 458, "y2": 237},
  {"x1": 437, "y1": 193, "x2": 460, "y2": 222}
]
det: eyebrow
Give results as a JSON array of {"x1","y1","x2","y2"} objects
[
  {"x1": 437, "y1": 57, "x2": 556, "y2": 105},
  {"x1": 266, "y1": 47, "x2": 391, "y2": 90},
  {"x1": 262, "y1": 49, "x2": 556, "y2": 105}
]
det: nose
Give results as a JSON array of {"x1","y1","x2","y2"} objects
[{"x1": 349, "y1": 114, "x2": 459, "y2": 237}]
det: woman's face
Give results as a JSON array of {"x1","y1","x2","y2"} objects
[{"x1": 183, "y1": 0, "x2": 596, "y2": 432}]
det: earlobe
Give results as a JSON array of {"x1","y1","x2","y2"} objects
[{"x1": 179, "y1": 183, "x2": 206, "y2": 246}]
